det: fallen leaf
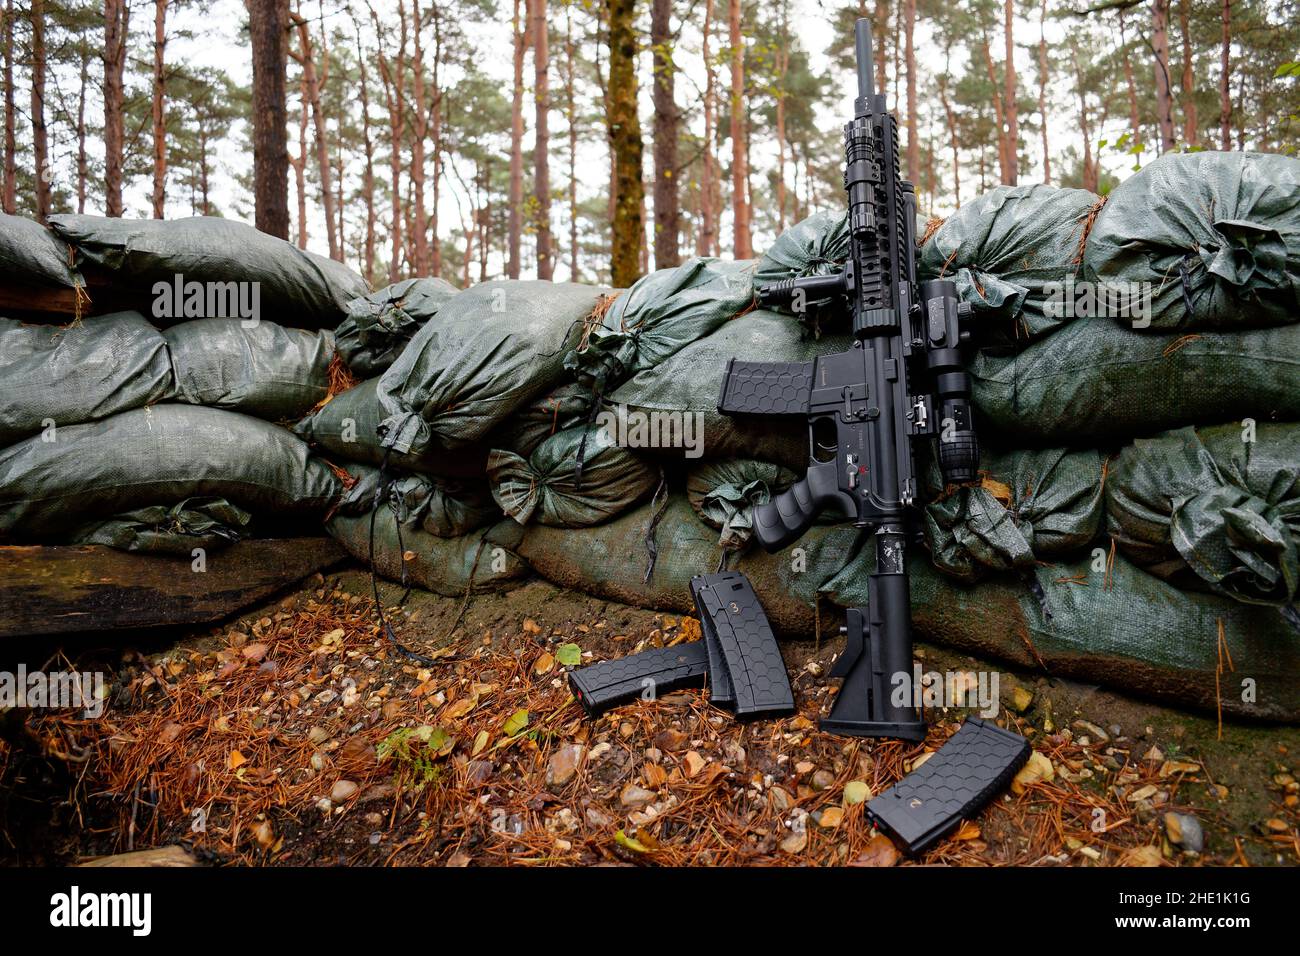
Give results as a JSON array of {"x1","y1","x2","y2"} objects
[
  {"x1": 843, "y1": 780, "x2": 871, "y2": 805},
  {"x1": 555, "y1": 643, "x2": 582, "y2": 667},
  {"x1": 683, "y1": 751, "x2": 705, "y2": 777},
  {"x1": 471, "y1": 730, "x2": 489, "y2": 756},
  {"x1": 614, "y1": 829, "x2": 652, "y2": 853},
  {"x1": 954, "y1": 820, "x2": 981, "y2": 841},
  {"x1": 1011, "y1": 751, "x2": 1055, "y2": 794},
  {"x1": 522, "y1": 619, "x2": 541, "y2": 635},
  {"x1": 534, "y1": 651, "x2": 555, "y2": 675},
  {"x1": 228, "y1": 750, "x2": 247, "y2": 770},
  {"x1": 1118, "y1": 845, "x2": 1163, "y2": 867},
  {"x1": 818, "y1": 806, "x2": 844, "y2": 828},
  {"x1": 851, "y1": 834, "x2": 900, "y2": 867},
  {"x1": 503, "y1": 709, "x2": 529, "y2": 737}
]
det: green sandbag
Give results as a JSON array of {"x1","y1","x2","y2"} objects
[
  {"x1": 608, "y1": 310, "x2": 848, "y2": 469},
  {"x1": 47, "y1": 214, "x2": 368, "y2": 327},
  {"x1": 377, "y1": 280, "x2": 612, "y2": 455},
  {"x1": 486, "y1": 424, "x2": 660, "y2": 528},
  {"x1": 922, "y1": 446, "x2": 1107, "y2": 583},
  {"x1": 164, "y1": 319, "x2": 334, "y2": 421},
  {"x1": 0, "y1": 404, "x2": 342, "y2": 539},
  {"x1": 488, "y1": 382, "x2": 593, "y2": 458},
  {"x1": 516, "y1": 494, "x2": 861, "y2": 635},
  {"x1": 326, "y1": 509, "x2": 529, "y2": 597},
  {"x1": 336, "y1": 276, "x2": 459, "y2": 377},
  {"x1": 293, "y1": 378, "x2": 488, "y2": 479},
  {"x1": 564, "y1": 258, "x2": 754, "y2": 392},
  {"x1": 1082, "y1": 151, "x2": 1300, "y2": 331},
  {"x1": 686, "y1": 458, "x2": 797, "y2": 549},
  {"x1": 0, "y1": 212, "x2": 80, "y2": 287},
  {"x1": 1107, "y1": 423, "x2": 1300, "y2": 606},
  {"x1": 70, "y1": 497, "x2": 253, "y2": 554},
  {"x1": 969, "y1": 319, "x2": 1300, "y2": 444},
  {"x1": 919, "y1": 185, "x2": 1098, "y2": 341},
  {"x1": 825, "y1": 550, "x2": 1300, "y2": 721},
  {"x1": 0, "y1": 312, "x2": 175, "y2": 446},
  {"x1": 338, "y1": 462, "x2": 499, "y2": 539}
]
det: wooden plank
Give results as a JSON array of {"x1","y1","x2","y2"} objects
[
  {"x1": 0, "y1": 538, "x2": 347, "y2": 638},
  {"x1": 0, "y1": 270, "x2": 138, "y2": 321}
]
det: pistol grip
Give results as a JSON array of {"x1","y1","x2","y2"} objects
[{"x1": 753, "y1": 461, "x2": 856, "y2": 551}]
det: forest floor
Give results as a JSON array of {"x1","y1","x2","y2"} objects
[{"x1": 2, "y1": 567, "x2": 1297, "y2": 867}]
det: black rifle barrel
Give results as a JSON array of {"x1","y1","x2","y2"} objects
[{"x1": 854, "y1": 18, "x2": 874, "y2": 102}]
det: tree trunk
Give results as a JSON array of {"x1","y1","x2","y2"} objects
[
  {"x1": 698, "y1": 0, "x2": 717, "y2": 256},
  {"x1": 605, "y1": 0, "x2": 643, "y2": 286},
  {"x1": 354, "y1": 19, "x2": 376, "y2": 284},
  {"x1": 1070, "y1": 44, "x2": 1097, "y2": 193},
  {"x1": 980, "y1": 36, "x2": 1010, "y2": 185},
  {"x1": 76, "y1": 50, "x2": 89, "y2": 212},
  {"x1": 937, "y1": 48, "x2": 961, "y2": 207},
  {"x1": 293, "y1": 69, "x2": 308, "y2": 247},
  {"x1": 904, "y1": 0, "x2": 918, "y2": 184},
  {"x1": 1218, "y1": 0, "x2": 1231, "y2": 150},
  {"x1": 1116, "y1": 10, "x2": 1141, "y2": 146},
  {"x1": 1178, "y1": 0, "x2": 1196, "y2": 146},
  {"x1": 1002, "y1": 0, "x2": 1017, "y2": 185},
  {"x1": 372, "y1": 0, "x2": 407, "y2": 281},
  {"x1": 429, "y1": 8, "x2": 444, "y2": 277},
  {"x1": 31, "y1": 0, "x2": 51, "y2": 222},
  {"x1": 507, "y1": 0, "x2": 528, "y2": 279},
  {"x1": 1151, "y1": 0, "x2": 1175, "y2": 154},
  {"x1": 727, "y1": 0, "x2": 750, "y2": 258},
  {"x1": 564, "y1": 2, "x2": 580, "y2": 279},
  {"x1": 1037, "y1": 0, "x2": 1050, "y2": 184},
  {"x1": 533, "y1": 0, "x2": 553, "y2": 278},
  {"x1": 152, "y1": 0, "x2": 169, "y2": 218},
  {"x1": 409, "y1": 0, "x2": 429, "y2": 274},
  {"x1": 873, "y1": 0, "x2": 888, "y2": 97},
  {"x1": 248, "y1": 0, "x2": 290, "y2": 238},
  {"x1": 650, "y1": 0, "x2": 679, "y2": 268},
  {"x1": 291, "y1": 12, "x2": 339, "y2": 260},
  {"x1": 3, "y1": 0, "x2": 18, "y2": 214}
]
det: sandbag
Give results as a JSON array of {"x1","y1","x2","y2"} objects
[
  {"x1": 486, "y1": 424, "x2": 660, "y2": 528},
  {"x1": 336, "y1": 276, "x2": 459, "y2": 377},
  {"x1": 47, "y1": 214, "x2": 368, "y2": 327},
  {"x1": 326, "y1": 509, "x2": 529, "y2": 597},
  {"x1": 165, "y1": 319, "x2": 334, "y2": 421},
  {"x1": 1083, "y1": 151, "x2": 1300, "y2": 331},
  {"x1": 338, "y1": 462, "x2": 499, "y2": 539},
  {"x1": 516, "y1": 495, "x2": 862, "y2": 635},
  {"x1": 922, "y1": 446, "x2": 1107, "y2": 582},
  {"x1": 0, "y1": 212, "x2": 80, "y2": 287},
  {"x1": 69, "y1": 497, "x2": 253, "y2": 554},
  {"x1": 564, "y1": 259, "x2": 754, "y2": 392},
  {"x1": 0, "y1": 405, "x2": 342, "y2": 539},
  {"x1": 1107, "y1": 422, "x2": 1300, "y2": 606},
  {"x1": 919, "y1": 185, "x2": 1098, "y2": 341},
  {"x1": 608, "y1": 310, "x2": 847, "y2": 469},
  {"x1": 825, "y1": 551, "x2": 1300, "y2": 721},
  {"x1": 686, "y1": 458, "x2": 797, "y2": 549},
  {"x1": 0, "y1": 312, "x2": 175, "y2": 446},
  {"x1": 377, "y1": 280, "x2": 612, "y2": 455},
  {"x1": 488, "y1": 382, "x2": 593, "y2": 458},
  {"x1": 969, "y1": 319, "x2": 1300, "y2": 444},
  {"x1": 293, "y1": 378, "x2": 488, "y2": 479}
]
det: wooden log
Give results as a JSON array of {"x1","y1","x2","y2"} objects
[
  {"x1": 78, "y1": 846, "x2": 200, "y2": 867},
  {"x1": 0, "y1": 538, "x2": 347, "y2": 637}
]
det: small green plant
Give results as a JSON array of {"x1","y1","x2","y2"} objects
[{"x1": 378, "y1": 725, "x2": 454, "y2": 790}]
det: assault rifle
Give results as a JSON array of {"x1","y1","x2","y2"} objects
[{"x1": 718, "y1": 17, "x2": 978, "y2": 741}]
